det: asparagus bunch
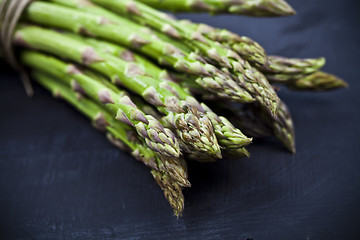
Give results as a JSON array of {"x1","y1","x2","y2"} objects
[
  {"x1": 16, "y1": 25, "x2": 225, "y2": 158},
  {"x1": 0, "y1": 0, "x2": 348, "y2": 216},
  {"x1": 137, "y1": 0, "x2": 296, "y2": 17}
]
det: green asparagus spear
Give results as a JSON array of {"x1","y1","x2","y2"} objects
[
  {"x1": 34, "y1": 72, "x2": 187, "y2": 215},
  {"x1": 91, "y1": 0, "x2": 280, "y2": 115},
  {"x1": 137, "y1": 0, "x2": 296, "y2": 17},
  {"x1": 282, "y1": 71, "x2": 348, "y2": 91}
]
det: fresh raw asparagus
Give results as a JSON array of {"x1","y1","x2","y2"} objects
[
  {"x1": 32, "y1": 71, "x2": 187, "y2": 215},
  {"x1": 16, "y1": 25, "x2": 222, "y2": 158},
  {"x1": 90, "y1": 0, "x2": 281, "y2": 115},
  {"x1": 137, "y1": 0, "x2": 296, "y2": 17},
  {"x1": 27, "y1": 1, "x2": 250, "y2": 104},
  {"x1": 0, "y1": 0, "x2": 349, "y2": 219}
]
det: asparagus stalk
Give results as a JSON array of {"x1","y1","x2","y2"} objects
[
  {"x1": 66, "y1": 32, "x2": 252, "y2": 150},
  {"x1": 271, "y1": 71, "x2": 349, "y2": 91},
  {"x1": 91, "y1": 0, "x2": 280, "y2": 115},
  {"x1": 262, "y1": 56, "x2": 326, "y2": 75},
  {"x1": 32, "y1": 71, "x2": 187, "y2": 215},
  {"x1": 137, "y1": 0, "x2": 296, "y2": 17},
  {"x1": 16, "y1": 25, "x2": 222, "y2": 158},
  {"x1": 26, "y1": 1, "x2": 250, "y2": 103}
]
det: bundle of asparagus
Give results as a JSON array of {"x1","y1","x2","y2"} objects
[{"x1": 0, "y1": 0, "x2": 347, "y2": 216}]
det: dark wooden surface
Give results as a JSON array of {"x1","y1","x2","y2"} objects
[{"x1": 1, "y1": 0, "x2": 360, "y2": 239}]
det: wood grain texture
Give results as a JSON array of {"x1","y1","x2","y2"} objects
[{"x1": 1, "y1": 0, "x2": 360, "y2": 239}]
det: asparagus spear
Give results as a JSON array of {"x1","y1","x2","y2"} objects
[
  {"x1": 91, "y1": 0, "x2": 280, "y2": 115},
  {"x1": 16, "y1": 25, "x2": 222, "y2": 158},
  {"x1": 32, "y1": 71, "x2": 187, "y2": 215},
  {"x1": 262, "y1": 56, "x2": 326, "y2": 75},
  {"x1": 137, "y1": 0, "x2": 296, "y2": 17},
  {"x1": 65, "y1": 32, "x2": 252, "y2": 150},
  {"x1": 26, "y1": 1, "x2": 250, "y2": 103},
  {"x1": 273, "y1": 71, "x2": 348, "y2": 91}
]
